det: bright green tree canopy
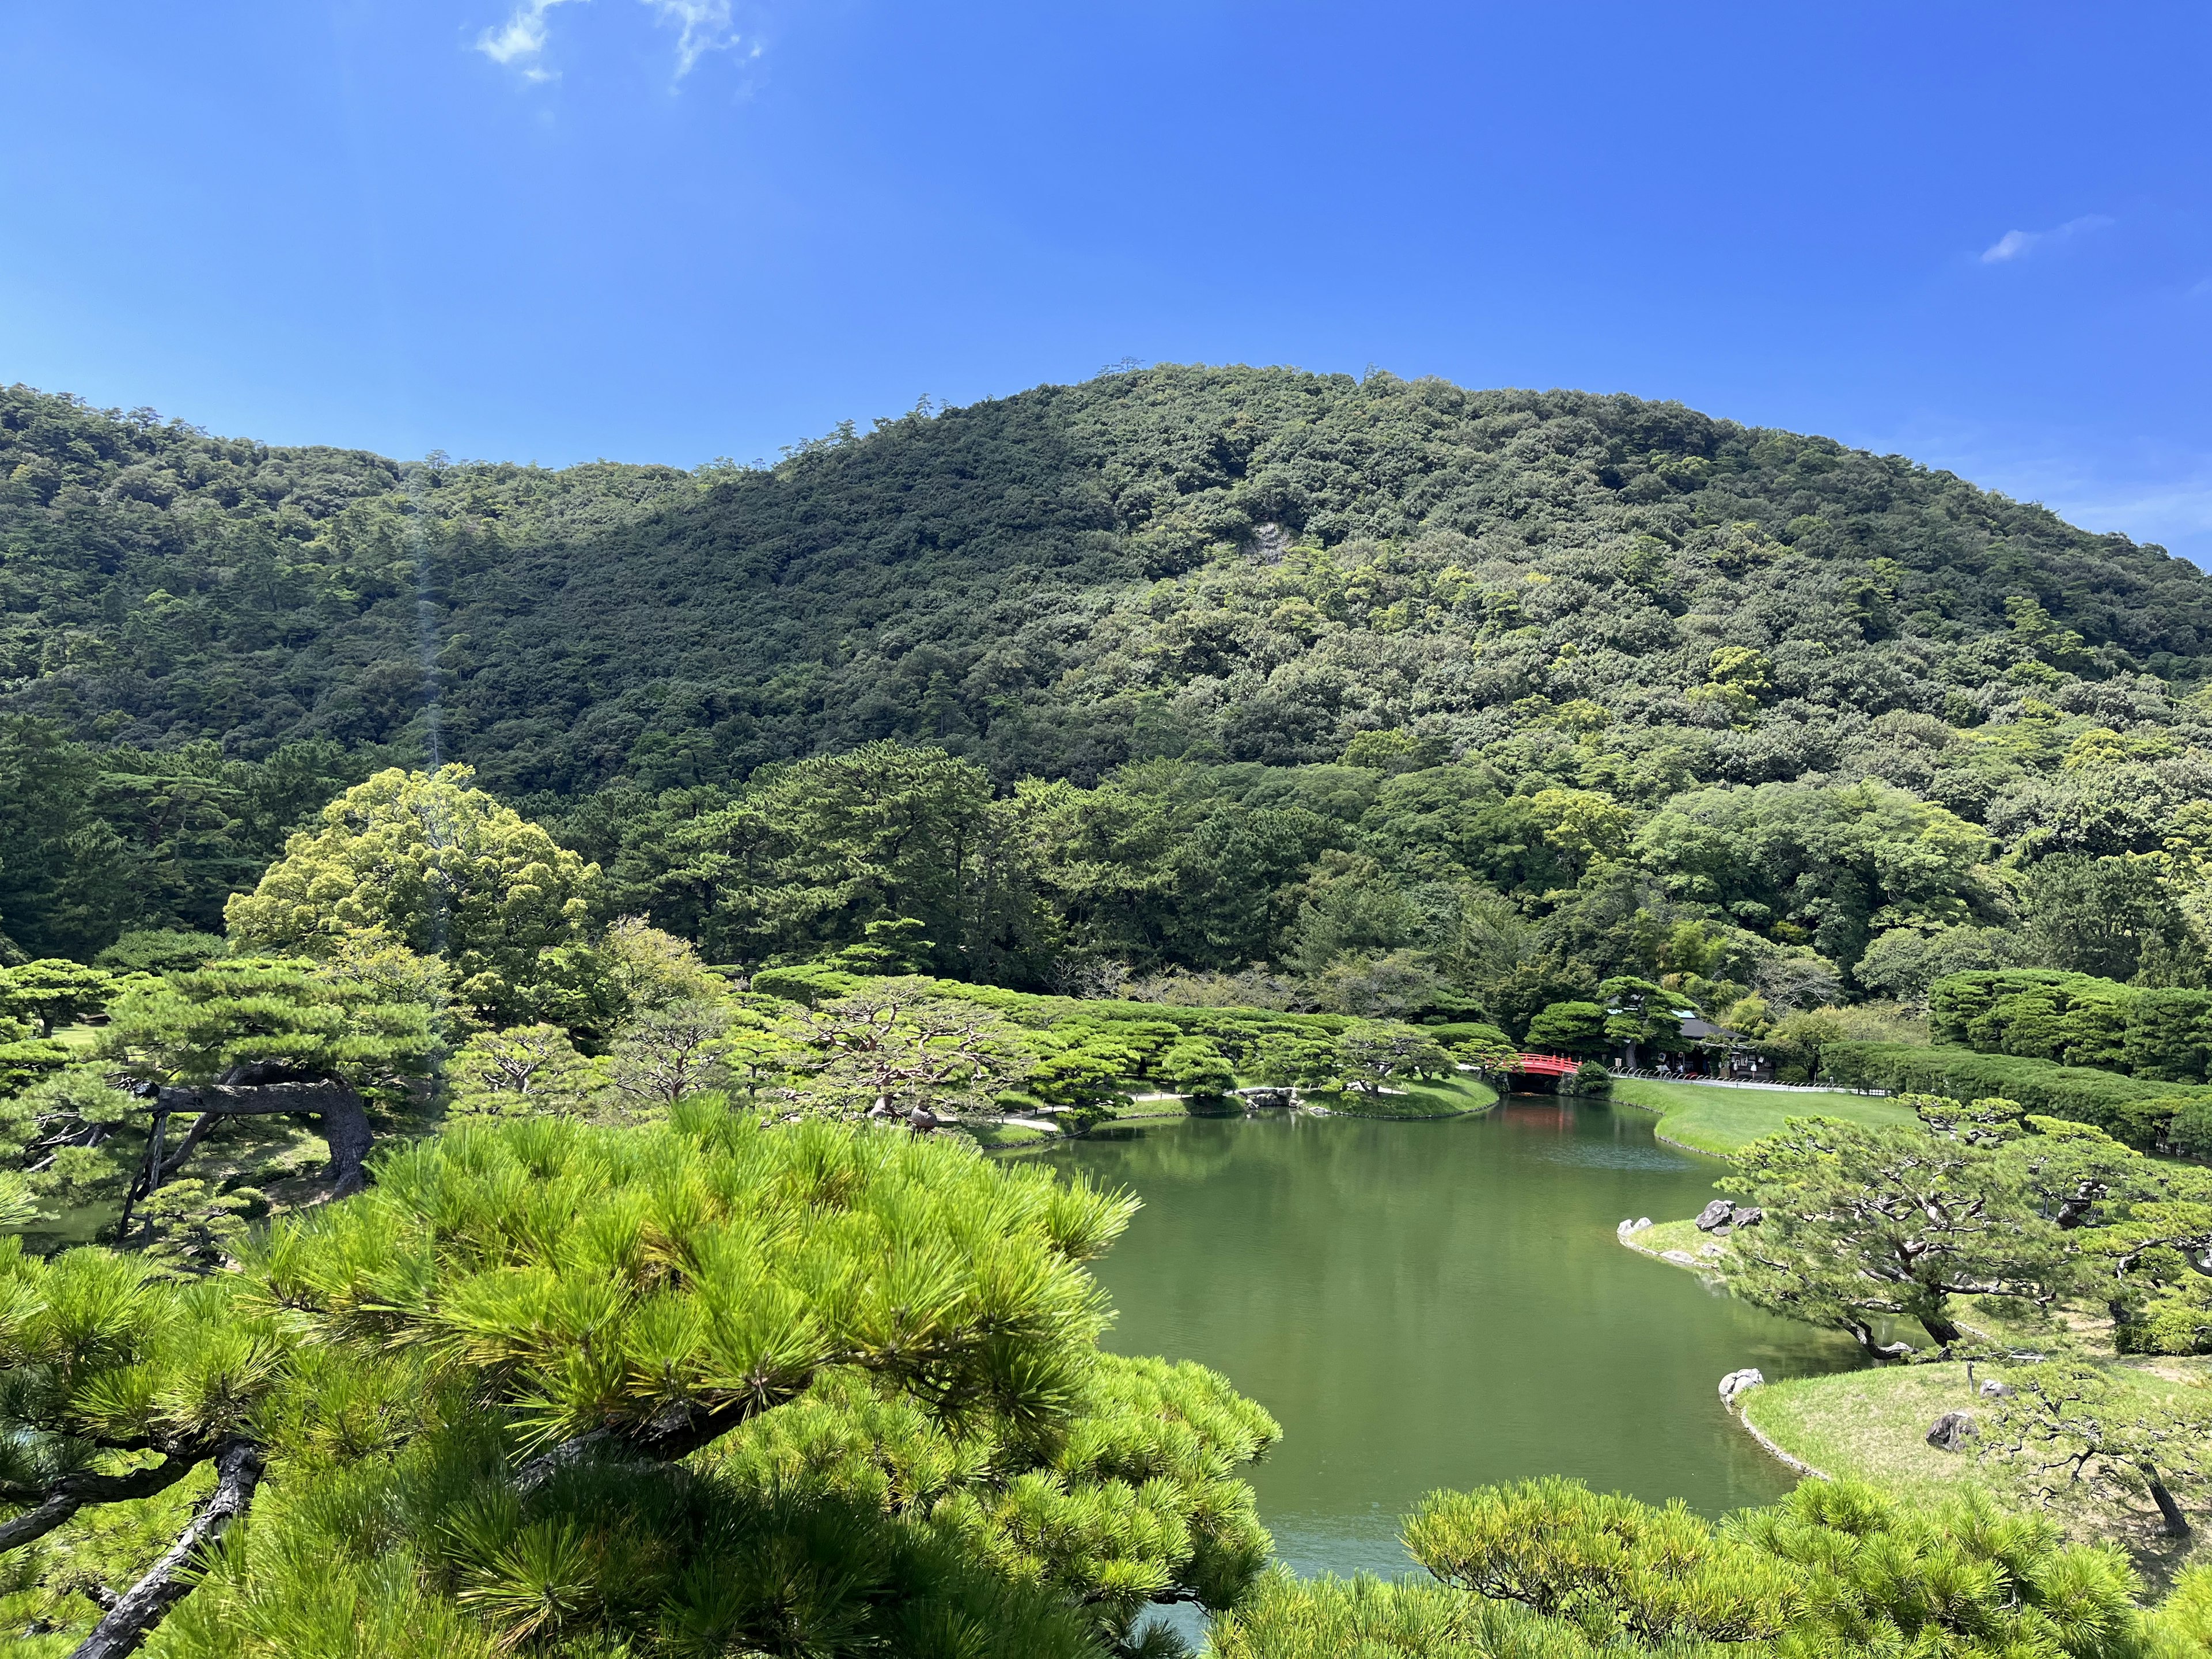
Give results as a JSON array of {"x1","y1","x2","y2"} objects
[{"x1": 225, "y1": 766, "x2": 601, "y2": 1025}]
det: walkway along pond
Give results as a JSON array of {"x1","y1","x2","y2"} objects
[{"x1": 1041, "y1": 1094, "x2": 1868, "y2": 1580}]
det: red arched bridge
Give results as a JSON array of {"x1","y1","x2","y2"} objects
[{"x1": 1510, "y1": 1053, "x2": 1581, "y2": 1078}]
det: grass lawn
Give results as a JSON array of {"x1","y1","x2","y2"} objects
[
  {"x1": 1620, "y1": 1217, "x2": 1730, "y2": 1268},
  {"x1": 1610, "y1": 1079, "x2": 1914, "y2": 1156},
  {"x1": 1738, "y1": 1362, "x2": 1999, "y2": 1501},
  {"x1": 1738, "y1": 1358, "x2": 2212, "y2": 1574},
  {"x1": 1308, "y1": 1074, "x2": 1500, "y2": 1120}
]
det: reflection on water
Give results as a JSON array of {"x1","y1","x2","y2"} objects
[
  {"x1": 1044, "y1": 1096, "x2": 1863, "y2": 1580},
  {"x1": 1526, "y1": 1141, "x2": 1690, "y2": 1171}
]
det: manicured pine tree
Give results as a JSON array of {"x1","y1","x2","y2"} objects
[{"x1": 3, "y1": 1109, "x2": 1280, "y2": 1657}]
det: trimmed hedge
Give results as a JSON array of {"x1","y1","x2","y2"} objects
[
  {"x1": 1928, "y1": 969, "x2": 2212, "y2": 1084},
  {"x1": 1418, "y1": 1021, "x2": 1516, "y2": 1047},
  {"x1": 0, "y1": 1037, "x2": 71, "y2": 1093},
  {"x1": 745, "y1": 965, "x2": 1361, "y2": 1067},
  {"x1": 1821, "y1": 1039, "x2": 2212, "y2": 1150}
]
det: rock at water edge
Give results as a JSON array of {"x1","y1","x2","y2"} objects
[{"x1": 1718, "y1": 1368, "x2": 1765, "y2": 1405}]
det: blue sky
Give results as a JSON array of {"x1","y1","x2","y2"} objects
[{"x1": 5, "y1": 2, "x2": 2210, "y2": 560}]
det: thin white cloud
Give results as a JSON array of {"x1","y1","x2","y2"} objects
[
  {"x1": 1844, "y1": 415, "x2": 2212, "y2": 569},
  {"x1": 640, "y1": 0, "x2": 745, "y2": 77},
  {"x1": 475, "y1": 0, "x2": 753, "y2": 82},
  {"x1": 2052, "y1": 477, "x2": 2212, "y2": 544},
  {"x1": 476, "y1": 0, "x2": 584, "y2": 80},
  {"x1": 1980, "y1": 214, "x2": 2115, "y2": 263}
]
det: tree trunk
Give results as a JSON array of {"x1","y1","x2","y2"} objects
[
  {"x1": 154, "y1": 1111, "x2": 223, "y2": 1188},
  {"x1": 2143, "y1": 1464, "x2": 2192, "y2": 1537},
  {"x1": 113, "y1": 1110, "x2": 169, "y2": 1241},
  {"x1": 152, "y1": 1078, "x2": 373, "y2": 1195},
  {"x1": 1917, "y1": 1309, "x2": 1964, "y2": 1347},
  {"x1": 69, "y1": 1438, "x2": 263, "y2": 1659},
  {"x1": 2055, "y1": 1182, "x2": 2103, "y2": 1229},
  {"x1": 317, "y1": 1087, "x2": 373, "y2": 1195}
]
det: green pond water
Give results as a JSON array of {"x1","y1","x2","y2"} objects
[{"x1": 1040, "y1": 1096, "x2": 1867, "y2": 1581}]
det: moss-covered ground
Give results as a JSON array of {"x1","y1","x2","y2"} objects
[
  {"x1": 960, "y1": 1119, "x2": 1058, "y2": 1149},
  {"x1": 1619, "y1": 1217, "x2": 1731, "y2": 1268},
  {"x1": 1105, "y1": 1096, "x2": 1198, "y2": 1123}
]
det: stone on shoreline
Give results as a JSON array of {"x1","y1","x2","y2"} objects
[
  {"x1": 1926, "y1": 1410, "x2": 1977, "y2": 1452},
  {"x1": 1718, "y1": 1368, "x2": 1764, "y2": 1404}
]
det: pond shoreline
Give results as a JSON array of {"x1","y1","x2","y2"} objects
[{"x1": 1727, "y1": 1393, "x2": 1828, "y2": 1479}]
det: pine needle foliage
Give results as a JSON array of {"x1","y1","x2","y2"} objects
[
  {"x1": 706, "y1": 1355, "x2": 1279, "y2": 1649},
  {"x1": 0, "y1": 1234, "x2": 286, "y2": 1643},
  {"x1": 0, "y1": 1236, "x2": 282, "y2": 1482},
  {"x1": 1213, "y1": 1478, "x2": 2155, "y2": 1659},
  {"x1": 1404, "y1": 1478, "x2": 1797, "y2": 1646},
  {"x1": 1207, "y1": 1572, "x2": 1599, "y2": 1659},
  {"x1": 1717, "y1": 1115, "x2": 2076, "y2": 1358},
  {"x1": 100, "y1": 956, "x2": 438, "y2": 1091},
  {"x1": 244, "y1": 1105, "x2": 1133, "y2": 1448},
  {"x1": 6, "y1": 1113, "x2": 1283, "y2": 1656}
]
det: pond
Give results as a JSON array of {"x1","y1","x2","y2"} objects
[{"x1": 1040, "y1": 1095, "x2": 1866, "y2": 1581}]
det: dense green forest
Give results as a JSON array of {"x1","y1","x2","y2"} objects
[
  {"x1": 10, "y1": 366, "x2": 2211, "y2": 786},
  {"x1": 10, "y1": 366, "x2": 2212, "y2": 1048}
]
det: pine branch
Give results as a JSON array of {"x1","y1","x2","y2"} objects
[
  {"x1": 511, "y1": 1397, "x2": 756, "y2": 1493},
  {"x1": 68, "y1": 1437, "x2": 263, "y2": 1659},
  {"x1": 0, "y1": 1450, "x2": 208, "y2": 1554}
]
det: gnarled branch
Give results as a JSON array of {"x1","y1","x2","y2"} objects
[
  {"x1": 150, "y1": 1079, "x2": 373, "y2": 1195},
  {"x1": 69, "y1": 1437, "x2": 263, "y2": 1659},
  {"x1": 512, "y1": 1396, "x2": 759, "y2": 1494},
  {"x1": 0, "y1": 1450, "x2": 207, "y2": 1554}
]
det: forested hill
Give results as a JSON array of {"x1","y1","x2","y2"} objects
[
  {"x1": 13, "y1": 368, "x2": 2212, "y2": 1027},
  {"x1": 7, "y1": 366, "x2": 2209, "y2": 798}
]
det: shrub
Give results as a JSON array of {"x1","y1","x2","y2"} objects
[
  {"x1": 1525, "y1": 1001, "x2": 1605, "y2": 1056},
  {"x1": 2172, "y1": 1099, "x2": 2212, "y2": 1160},
  {"x1": 93, "y1": 928, "x2": 228, "y2": 975},
  {"x1": 1929, "y1": 968, "x2": 2212, "y2": 1084},
  {"x1": 1422, "y1": 1021, "x2": 1516, "y2": 1049},
  {"x1": 748, "y1": 964, "x2": 861, "y2": 1007},
  {"x1": 1821, "y1": 1040, "x2": 2212, "y2": 1148}
]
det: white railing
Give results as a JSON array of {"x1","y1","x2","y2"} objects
[{"x1": 1607, "y1": 1068, "x2": 1889, "y2": 1096}]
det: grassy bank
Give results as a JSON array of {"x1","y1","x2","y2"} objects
[
  {"x1": 1610, "y1": 1079, "x2": 1914, "y2": 1156},
  {"x1": 1103, "y1": 1096, "x2": 1196, "y2": 1123},
  {"x1": 1737, "y1": 1358, "x2": 2212, "y2": 1571},
  {"x1": 1308, "y1": 1074, "x2": 1500, "y2": 1120},
  {"x1": 960, "y1": 1119, "x2": 1058, "y2": 1149},
  {"x1": 1620, "y1": 1217, "x2": 1729, "y2": 1267},
  {"x1": 1737, "y1": 1364, "x2": 1995, "y2": 1500}
]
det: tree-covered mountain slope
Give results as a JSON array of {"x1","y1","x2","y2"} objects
[
  {"x1": 11, "y1": 367, "x2": 2212, "y2": 1029},
  {"x1": 7, "y1": 366, "x2": 2208, "y2": 797}
]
